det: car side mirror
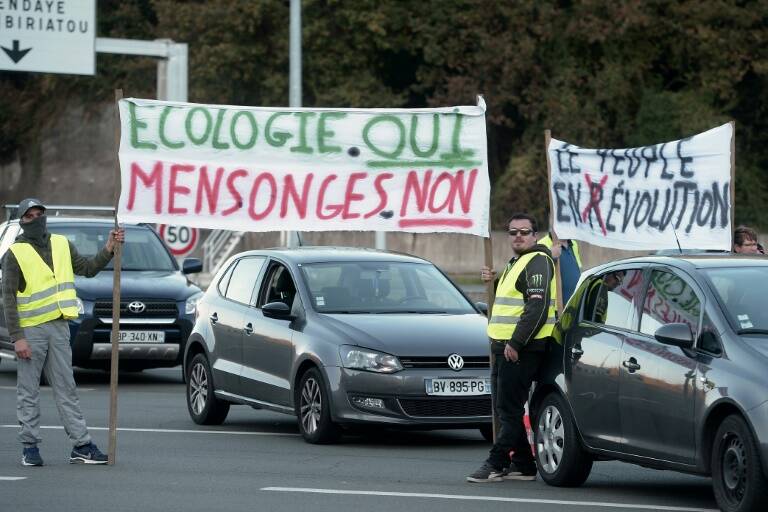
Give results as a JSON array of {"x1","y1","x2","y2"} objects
[
  {"x1": 654, "y1": 323, "x2": 694, "y2": 349},
  {"x1": 262, "y1": 301, "x2": 292, "y2": 319},
  {"x1": 182, "y1": 258, "x2": 203, "y2": 274},
  {"x1": 475, "y1": 302, "x2": 488, "y2": 316}
]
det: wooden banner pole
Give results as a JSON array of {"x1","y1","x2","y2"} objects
[
  {"x1": 544, "y1": 130, "x2": 564, "y2": 316},
  {"x1": 483, "y1": 234, "x2": 500, "y2": 440},
  {"x1": 108, "y1": 89, "x2": 124, "y2": 465}
]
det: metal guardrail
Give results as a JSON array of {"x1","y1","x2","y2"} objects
[{"x1": 202, "y1": 230, "x2": 244, "y2": 274}]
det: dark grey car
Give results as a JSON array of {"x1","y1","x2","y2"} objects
[
  {"x1": 530, "y1": 255, "x2": 768, "y2": 512},
  {"x1": 183, "y1": 247, "x2": 492, "y2": 443}
]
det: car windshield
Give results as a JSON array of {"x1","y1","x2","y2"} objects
[
  {"x1": 703, "y1": 266, "x2": 768, "y2": 334},
  {"x1": 300, "y1": 261, "x2": 476, "y2": 314},
  {"x1": 51, "y1": 224, "x2": 176, "y2": 271}
]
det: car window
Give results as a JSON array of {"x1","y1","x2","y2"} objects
[
  {"x1": 703, "y1": 266, "x2": 768, "y2": 333},
  {"x1": 217, "y1": 260, "x2": 237, "y2": 296},
  {"x1": 640, "y1": 270, "x2": 701, "y2": 337},
  {"x1": 583, "y1": 269, "x2": 644, "y2": 330},
  {"x1": 52, "y1": 224, "x2": 176, "y2": 271},
  {"x1": 301, "y1": 261, "x2": 474, "y2": 314},
  {"x1": 260, "y1": 264, "x2": 297, "y2": 308},
  {"x1": 225, "y1": 257, "x2": 266, "y2": 305}
]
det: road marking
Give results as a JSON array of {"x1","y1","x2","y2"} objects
[
  {"x1": 0, "y1": 425, "x2": 298, "y2": 436},
  {"x1": 0, "y1": 477, "x2": 26, "y2": 481},
  {"x1": 261, "y1": 487, "x2": 718, "y2": 512},
  {"x1": 0, "y1": 386, "x2": 94, "y2": 391}
]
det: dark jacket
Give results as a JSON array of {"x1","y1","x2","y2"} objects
[
  {"x1": 492, "y1": 243, "x2": 555, "y2": 354},
  {"x1": 2, "y1": 231, "x2": 113, "y2": 342}
]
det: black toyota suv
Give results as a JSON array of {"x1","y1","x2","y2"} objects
[{"x1": 0, "y1": 211, "x2": 203, "y2": 374}]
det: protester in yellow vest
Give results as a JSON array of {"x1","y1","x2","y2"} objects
[
  {"x1": 539, "y1": 232, "x2": 582, "y2": 305},
  {"x1": 467, "y1": 213, "x2": 555, "y2": 483},
  {"x1": 1, "y1": 198, "x2": 124, "y2": 467}
]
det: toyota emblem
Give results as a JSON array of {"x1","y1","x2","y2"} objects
[
  {"x1": 127, "y1": 301, "x2": 146, "y2": 314},
  {"x1": 447, "y1": 353, "x2": 464, "y2": 371}
]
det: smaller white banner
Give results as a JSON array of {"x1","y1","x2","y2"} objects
[{"x1": 548, "y1": 123, "x2": 733, "y2": 251}]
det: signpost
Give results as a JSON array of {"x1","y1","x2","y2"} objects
[
  {"x1": 0, "y1": 0, "x2": 96, "y2": 75},
  {"x1": 158, "y1": 224, "x2": 199, "y2": 257}
]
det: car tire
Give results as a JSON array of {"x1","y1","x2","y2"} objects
[
  {"x1": 479, "y1": 424, "x2": 494, "y2": 442},
  {"x1": 295, "y1": 367, "x2": 340, "y2": 444},
  {"x1": 534, "y1": 392, "x2": 593, "y2": 487},
  {"x1": 186, "y1": 354, "x2": 229, "y2": 425},
  {"x1": 712, "y1": 414, "x2": 768, "y2": 512}
]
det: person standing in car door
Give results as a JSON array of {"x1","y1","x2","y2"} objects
[
  {"x1": 467, "y1": 213, "x2": 556, "y2": 483},
  {"x1": 2, "y1": 198, "x2": 124, "y2": 466}
]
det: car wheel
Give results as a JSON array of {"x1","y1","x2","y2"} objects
[
  {"x1": 479, "y1": 424, "x2": 494, "y2": 442},
  {"x1": 534, "y1": 392, "x2": 593, "y2": 487},
  {"x1": 712, "y1": 414, "x2": 768, "y2": 512},
  {"x1": 296, "y1": 368, "x2": 340, "y2": 444},
  {"x1": 186, "y1": 354, "x2": 229, "y2": 425}
]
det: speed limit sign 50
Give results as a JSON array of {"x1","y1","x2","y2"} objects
[{"x1": 158, "y1": 225, "x2": 199, "y2": 257}]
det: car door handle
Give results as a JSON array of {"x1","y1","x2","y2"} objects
[
  {"x1": 622, "y1": 358, "x2": 641, "y2": 372},
  {"x1": 570, "y1": 346, "x2": 584, "y2": 358},
  {"x1": 209, "y1": 312, "x2": 218, "y2": 324},
  {"x1": 243, "y1": 323, "x2": 253, "y2": 335}
]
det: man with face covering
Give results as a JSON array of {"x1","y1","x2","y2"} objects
[{"x1": 1, "y1": 198, "x2": 124, "y2": 466}]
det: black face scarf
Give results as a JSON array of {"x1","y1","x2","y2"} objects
[{"x1": 20, "y1": 214, "x2": 48, "y2": 243}]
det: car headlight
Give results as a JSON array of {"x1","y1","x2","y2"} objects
[
  {"x1": 75, "y1": 298, "x2": 85, "y2": 315},
  {"x1": 185, "y1": 292, "x2": 204, "y2": 315},
  {"x1": 339, "y1": 345, "x2": 403, "y2": 373}
]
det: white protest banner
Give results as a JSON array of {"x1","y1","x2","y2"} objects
[
  {"x1": 117, "y1": 98, "x2": 490, "y2": 236},
  {"x1": 548, "y1": 123, "x2": 733, "y2": 251}
]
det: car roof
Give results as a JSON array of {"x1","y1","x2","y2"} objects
[
  {"x1": 232, "y1": 246, "x2": 430, "y2": 265},
  {"x1": 588, "y1": 253, "x2": 768, "y2": 275}
]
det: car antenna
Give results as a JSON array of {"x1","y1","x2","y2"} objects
[{"x1": 672, "y1": 226, "x2": 683, "y2": 255}]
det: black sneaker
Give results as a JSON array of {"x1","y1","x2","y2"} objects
[
  {"x1": 502, "y1": 462, "x2": 537, "y2": 481},
  {"x1": 466, "y1": 462, "x2": 505, "y2": 483},
  {"x1": 70, "y1": 442, "x2": 108, "y2": 465},
  {"x1": 22, "y1": 446, "x2": 43, "y2": 467}
]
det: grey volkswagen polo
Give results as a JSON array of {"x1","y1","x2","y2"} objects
[
  {"x1": 183, "y1": 247, "x2": 492, "y2": 443},
  {"x1": 530, "y1": 254, "x2": 768, "y2": 512}
]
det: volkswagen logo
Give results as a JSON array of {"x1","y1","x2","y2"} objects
[
  {"x1": 447, "y1": 353, "x2": 464, "y2": 371},
  {"x1": 127, "y1": 301, "x2": 146, "y2": 314}
]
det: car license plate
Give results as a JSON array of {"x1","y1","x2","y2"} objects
[
  {"x1": 425, "y1": 378, "x2": 491, "y2": 396},
  {"x1": 117, "y1": 331, "x2": 165, "y2": 343}
]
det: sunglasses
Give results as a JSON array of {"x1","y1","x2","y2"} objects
[{"x1": 508, "y1": 229, "x2": 534, "y2": 236}]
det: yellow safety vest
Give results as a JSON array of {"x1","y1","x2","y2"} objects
[
  {"x1": 487, "y1": 251, "x2": 557, "y2": 342},
  {"x1": 9, "y1": 234, "x2": 79, "y2": 328},
  {"x1": 539, "y1": 234, "x2": 582, "y2": 268}
]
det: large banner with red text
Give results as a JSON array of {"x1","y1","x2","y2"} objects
[{"x1": 117, "y1": 98, "x2": 490, "y2": 236}]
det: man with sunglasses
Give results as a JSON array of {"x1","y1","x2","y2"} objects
[{"x1": 467, "y1": 213, "x2": 556, "y2": 483}]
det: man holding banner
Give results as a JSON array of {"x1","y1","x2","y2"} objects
[
  {"x1": 539, "y1": 232, "x2": 581, "y2": 304},
  {"x1": 467, "y1": 213, "x2": 556, "y2": 483}
]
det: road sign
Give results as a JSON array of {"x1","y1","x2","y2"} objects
[
  {"x1": 0, "y1": 0, "x2": 96, "y2": 75},
  {"x1": 158, "y1": 224, "x2": 199, "y2": 257}
]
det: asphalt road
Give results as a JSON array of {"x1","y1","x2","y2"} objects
[{"x1": 0, "y1": 360, "x2": 719, "y2": 512}]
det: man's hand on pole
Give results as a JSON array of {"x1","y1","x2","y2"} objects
[
  {"x1": 481, "y1": 266, "x2": 496, "y2": 283},
  {"x1": 106, "y1": 228, "x2": 125, "y2": 253}
]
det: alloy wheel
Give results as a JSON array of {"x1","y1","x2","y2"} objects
[
  {"x1": 189, "y1": 362, "x2": 208, "y2": 415},
  {"x1": 537, "y1": 404, "x2": 565, "y2": 474},
  {"x1": 300, "y1": 377, "x2": 322, "y2": 435}
]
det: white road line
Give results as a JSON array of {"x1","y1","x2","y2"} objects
[
  {"x1": 0, "y1": 386, "x2": 94, "y2": 391},
  {"x1": 0, "y1": 425, "x2": 298, "y2": 436},
  {"x1": 0, "y1": 477, "x2": 26, "y2": 481},
  {"x1": 261, "y1": 487, "x2": 718, "y2": 512}
]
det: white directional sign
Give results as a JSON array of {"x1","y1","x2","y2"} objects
[{"x1": 0, "y1": 0, "x2": 96, "y2": 75}]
